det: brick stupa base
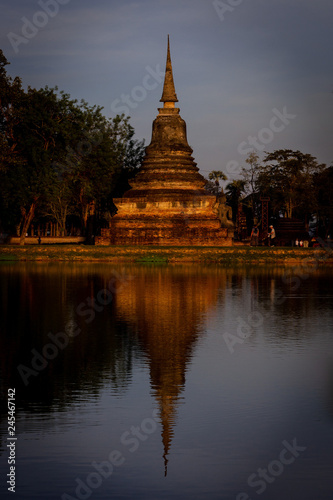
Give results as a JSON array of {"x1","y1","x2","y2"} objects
[{"x1": 97, "y1": 195, "x2": 232, "y2": 246}]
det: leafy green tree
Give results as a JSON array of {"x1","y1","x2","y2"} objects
[
  {"x1": 8, "y1": 86, "x2": 87, "y2": 244},
  {"x1": 0, "y1": 50, "x2": 25, "y2": 232},
  {"x1": 111, "y1": 121, "x2": 145, "y2": 197},
  {"x1": 0, "y1": 50, "x2": 23, "y2": 172},
  {"x1": 0, "y1": 51, "x2": 145, "y2": 241},
  {"x1": 65, "y1": 112, "x2": 144, "y2": 234},
  {"x1": 258, "y1": 149, "x2": 325, "y2": 220}
]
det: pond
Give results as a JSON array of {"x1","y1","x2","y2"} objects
[{"x1": 0, "y1": 262, "x2": 333, "y2": 499}]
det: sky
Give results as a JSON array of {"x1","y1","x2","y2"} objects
[{"x1": 1, "y1": 0, "x2": 333, "y2": 180}]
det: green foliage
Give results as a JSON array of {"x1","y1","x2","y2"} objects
[
  {"x1": 238, "y1": 149, "x2": 331, "y2": 232},
  {"x1": 0, "y1": 51, "x2": 24, "y2": 172},
  {"x1": 206, "y1": 170, "x2": 228, "y2": 195},
  {"x1": 0, "y1": 50, "x2": 145, "y2": 241},
  {"x1": 208, "y1": 170, "x2": 228, "y2": 182},
  {"x1": 258, "y1": 149, "x2": 325, "y2": 219},
  {"x1": 209, "y1": 169, "x2": 227, "y2": 183}
]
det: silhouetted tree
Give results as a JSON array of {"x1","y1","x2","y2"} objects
[
  {"x1": 257, "y1": 149, "x2": 325, "y2": 220},
  {"x1": 208, "y1": 170, "x2": 228, "y2": 196},
  {"x1": 225, "y1": 179, "x2": 246, "y2": 223},
  {"x1": 0, "y1": 50, "x2": 145, "y2": 241},
  {"x1": 241, "y1": 151, "x2": 261, "y2": 221},
  {"x1": 313, "y1": 165, "x2": 333, "y2": 237}
]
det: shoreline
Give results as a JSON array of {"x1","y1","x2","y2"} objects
[{"x1": 0, "y1": 244, "x2": 332, "y2": 265}]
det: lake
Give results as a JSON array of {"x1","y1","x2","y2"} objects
[{"x1": 0, "y1": 262, "x2": 333, "y2": 499}]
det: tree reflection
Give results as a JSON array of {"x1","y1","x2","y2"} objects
[{"x1": 0, "y1": 264, "x2": 139, "y2": 407}]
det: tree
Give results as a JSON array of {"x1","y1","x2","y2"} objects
[
  {"x1": 0, "y1": 50, "x2": 24, "y2": 172},
  {"x1": 111, "y1": 121, "x2": 145, "y2": 197},
  {"x1": 66, "y1": 112, "x2": 145, "y2": 235},
  {"x1": 0, "y1": 50, "x2": 25, "y2": 232},
  {"x1": 258, "y1": 149, "x2": 325, "y2": 220},
  {"x1": 240, "y1": 151, "x2": 262, "y2": 222},
  {"x1": 207, "y1": 170, "x2": 228, "y2": 196},
  {"x1": 42, "y1": 180, "x2": 74, "y2": 236},
  {"x1": 313, "y1": 165, "x2": 333, "y2": 237},
  {"x1": 242, "y1": 151, "x2": 260, "y2": 194},
  {"x1": 8, "y1": 86, "x2": 86, "y2": 244},
  {"x1": 0, "y1": 53, "x2": 145, "y2": 241},
  {"x1": 225, "y1": 179, "x2": 246, "y2": 223}
]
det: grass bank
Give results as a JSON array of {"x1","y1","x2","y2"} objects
[{"x1": 0, "y1": 244, "x2": 332, "y2": 265}]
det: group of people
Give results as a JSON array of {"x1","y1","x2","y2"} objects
[{"x1": 250, "y1": 224, "x2": 276, "y2": 246}]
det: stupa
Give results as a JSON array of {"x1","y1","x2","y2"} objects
[{"x1": 97, "y1": 36, "x2": 233, "y2": 246}]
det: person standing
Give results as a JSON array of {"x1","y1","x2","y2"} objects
[
  {"x1": 250, "y1": 225, "x2": 259, "y2": 246},
  {"x1": 268, "y1": 225, "x2": 276, "y2": 246}
]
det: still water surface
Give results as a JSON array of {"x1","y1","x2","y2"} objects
[{"x1": 0, "y1": 263, "x2": 333, "y2": 499}]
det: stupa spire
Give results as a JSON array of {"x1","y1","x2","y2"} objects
[{"x1": 160, "y1": 35, "x2": 178, "y2": 106}]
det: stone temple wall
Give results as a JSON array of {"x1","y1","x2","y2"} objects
[{"x1": 97, "y1": 196, "x2": 233, "y2": 246}]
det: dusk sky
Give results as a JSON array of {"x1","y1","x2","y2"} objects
[{"x1": 1, "y1": 0, "x2": 333, "y2": 180}]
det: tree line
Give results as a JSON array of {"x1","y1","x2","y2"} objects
[
  {"x1": 207, "y1": 150, "x2": 333, "y2": 239},
  {"x1": 0, "y1": 50, "x2": 145, "y2": 244}
]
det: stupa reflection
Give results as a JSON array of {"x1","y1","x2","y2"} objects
[{"x1": 114, "y1": 265, "x2": 227, "y2": 474}]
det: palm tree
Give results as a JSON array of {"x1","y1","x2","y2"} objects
[{"x1": 208, "y1": 170, "x2": 228, "y2": 196}]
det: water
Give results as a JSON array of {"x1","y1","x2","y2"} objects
[{"x1": 0, "y1": 262, "x2": 333, "y2": 499}]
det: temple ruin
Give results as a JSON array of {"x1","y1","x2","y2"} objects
[{"x1": 97, "y1": 36, "x2": 233, "y2": 246}]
